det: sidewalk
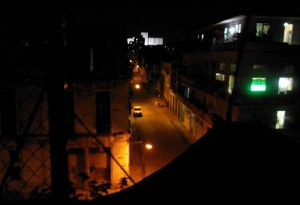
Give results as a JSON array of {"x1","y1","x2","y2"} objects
[
  {"x1": 162, "y1": 106, "x2": 195, "y2": 145},
  {"x1": 128, "y1": 115, "x2": 146, "y2": 184}
]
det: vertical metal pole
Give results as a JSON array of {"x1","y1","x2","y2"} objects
[
  {"x1": 45, "y1": 9, "x2": 69, "y2": 203},
  {"x1": 226, "y1": 15, "x2": 250, "y2": 122}
]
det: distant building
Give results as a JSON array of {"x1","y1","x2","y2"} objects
[{"x1": 127, "y1": 32, "x2": 163, "y2": 46}]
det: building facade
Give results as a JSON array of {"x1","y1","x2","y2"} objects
[
  {"x1": 168, "y1": 14, "x2": 300, "y2": 142},
  {"x1": 0, "y1": 13, "x2": 132, "y2": 201}
]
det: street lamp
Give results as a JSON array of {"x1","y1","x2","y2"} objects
[
  {"x1": 130, "y1": 140, "x2": 152, "y2": 150},
  {"x1": 135, "y1": 84, "x2": 140, "y2": 89},
  {"x1": 144, "y1": 143, "x2": 153, "y2": 150}
]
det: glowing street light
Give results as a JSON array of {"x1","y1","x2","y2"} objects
[
  {"x1": 145, "y1": 143, "x2": 153, "y2": 150},
  {"x1": 130, "y1": 140, "x2": 152, "y2": 150},
  {"x1": 135, "y1": 84, "x2": 140, "y2": 89}
]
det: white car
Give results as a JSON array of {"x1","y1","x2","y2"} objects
[{"x1": 133, "y1": 106, "x2": 142, "y2": 117}]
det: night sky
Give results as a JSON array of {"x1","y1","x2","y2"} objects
[
  {"x1": 65, "y1": 1, "x2": 300, "y2": 31},
  {"x1": 1, "y1": 1, "x2": 299, "y2": 43}
]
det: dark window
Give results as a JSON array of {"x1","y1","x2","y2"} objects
[
  {"x1": 65, "y1": 91, "x2": 74, "y2": 138},
  {"x1": 9, "y1": 150, "x2": 21, "y2": 180},
  {"x1": 10, "y1": 167, "x2": 21, "y2": 180},
  {"x1": 89, "y1": 148, "x2": 111, "y2": 181},
  {"x1": 9, "y1": 149, "x2": 19, "y2": 161},
  {"x1": 96, "y1": 92, "x2": 111, "y2": 134},
  {"x1": 0, "y1": 89, "x2": 16, "y2": 138}
]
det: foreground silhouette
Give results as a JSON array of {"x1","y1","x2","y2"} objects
[
  {"x1": 95, "y1": 121, "x2": 300, "y2": 204},
  {"x1": 2, "y1": 122, "x2": 300, "y2": 204}
]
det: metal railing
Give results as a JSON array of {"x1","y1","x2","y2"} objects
[{"x1": 0, "y1": 84, "x2": 51, "y2": 201}]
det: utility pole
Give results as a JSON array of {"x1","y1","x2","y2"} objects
[
  {"x1": 226, "y1": 15, "x2": 250, "y2": 122},
  {"x1": 45, "y1": 9, "x2": 69, "y2": 204}
]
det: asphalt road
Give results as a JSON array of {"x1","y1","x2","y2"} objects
[{"x1": 128, "y1": 81, "x2": 192, "y2": 185}]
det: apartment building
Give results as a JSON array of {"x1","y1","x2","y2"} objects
[
  {"x1": 168, "y1": 14, "x2": 300, "y2": 142},
  {"x1": 0, "y1": 14, "x2": 132, "y2": 200}
]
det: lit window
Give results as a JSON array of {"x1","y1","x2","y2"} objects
[
  {"x1": 229, "y1": 26, "x2": 235, "y2": 34},
  {"x1": 224, "y1": 27, "x2": 229, "y2": 41},
  {"x1": 251, "y1": 77, "x2": 266, "y2": 91},
  {"x1": 283, "y1": 23, "x2": 293, "y2": 44},
  {"x1": 276, "y1": 110, "x2": 285, "y2": 129},
  {"x1": 237, "y1": 24, "x2": 242, "y2": 33},
  {"x1": 256, "y1": 23, "x2": 271, "y2": 37},
  {"x1": 278, "y1": 77, "x2": 293, "y2": 94},
  {"x1": 228, "y1": 75, "x2": 235, "y2": 94},
  {"x1": 184, "y1": 87, "x2": 190, "y2": 99},
  {"x1": 216, "y1": 73, "x2": 225, "y2": 81}
]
